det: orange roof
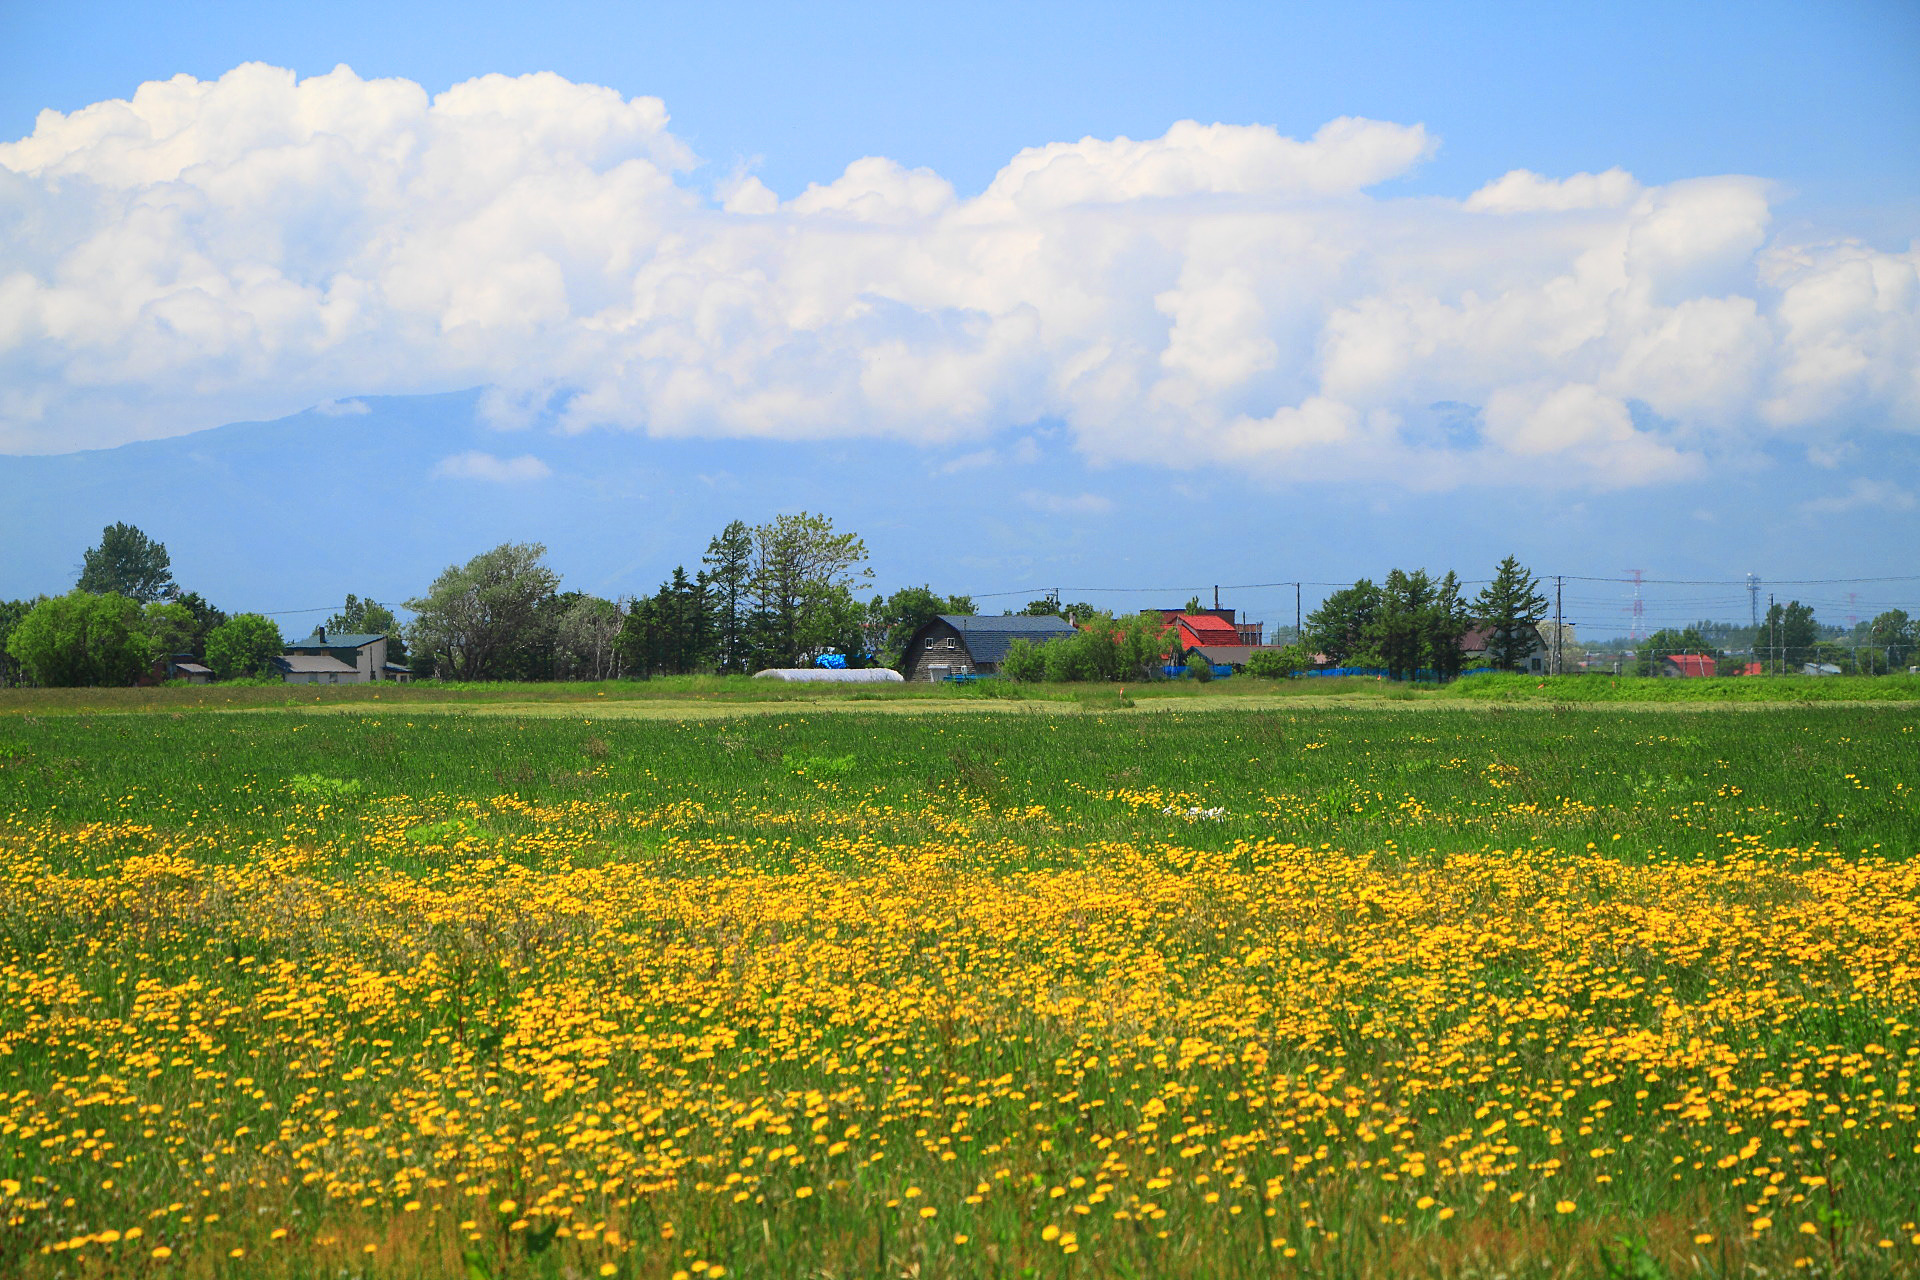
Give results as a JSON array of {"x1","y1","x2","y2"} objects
[{"x1": 1666, "y1": 654, "x2": 1716, "y2": 677}]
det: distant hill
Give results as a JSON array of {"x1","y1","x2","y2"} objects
[{"x1": 0, "y1": 390, "x2": 1111, "y2": 616}]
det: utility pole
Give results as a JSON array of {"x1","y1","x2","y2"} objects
[
  {"x1": 1553, "y1": 576, "x2": 1564, "y2": 676},
  {"x1": 1295, "y1": 582, "x2": 1302, "y2": 643},
  {"x1": 1213, "y1": 584, "x2": 1220, "y2": 613},
  {"x1": 1747, "y1": 574, "x2": 1759, "y2": 630},
  {"x1": 1768, "y1": 592, "x2": 1776, "y2": 675}
]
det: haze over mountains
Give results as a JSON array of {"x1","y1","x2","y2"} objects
[{"x1": 1, "y1": 389, "x2": 1906, "y2": 636}]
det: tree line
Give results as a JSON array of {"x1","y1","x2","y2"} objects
[{"x1": 4, "y1": 523, "x2": 1911, "y2": 687}]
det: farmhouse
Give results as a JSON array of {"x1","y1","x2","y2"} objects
[
  {"x1": 1155, "y1": 607, "x2": 1263, "y2": 647},
  {"x1": 902, "y1": 614, "x2": 1077, "y2": 681},
  {"x1": 1460, "y1": 624, "x2": 1551, "y2": 673},
  {"x1": 1165, "y1": 612, "x2": 1251, "y2": 666},
  {"x1": 1662, "y1": 654, "x2": 1717, "y2": 678},
  {"x1": 272, "y1": 654, "x2": 359, "y2": 684},
  {"x1": 282, "y1": 626, "x2": 395, "y2": 683}
]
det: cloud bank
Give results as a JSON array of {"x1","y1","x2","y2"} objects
[{"x1": 2, "y1": 63, "x2": 1916, "y2": 488}]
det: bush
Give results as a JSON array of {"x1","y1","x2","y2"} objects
[
  {"x1": 1184, "y1": 654, "x2": 1213, "y2": 682},
  {"x1": 1246, "y1": 643, "x2": 1310, "y2": 679}
]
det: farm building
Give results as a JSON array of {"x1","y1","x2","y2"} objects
[
  {"x1": 1662, "y1": 654, "x2": 1718, "y2": 678},
  {"x1": 1460, "y1": 624, "x2": 1551, "y2": 673},
  {"x1": 902, "y1": 614, "x2": 1078, "y2": 681},
  {"x1": 272, "y1": 654, "x2": 359, "y2": 684},
  {"x1": 1165, "y1": 612, "x2": 1251, "y2": 666},
  {"x1": 282, "y1": 626, "x2": 395, "y2": 683},
  {"x1": 1155, "y1": 607, "x2": 1263, "y2": 647}
]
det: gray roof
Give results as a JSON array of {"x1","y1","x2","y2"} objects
[
  {"x1": 286, "y1": 630, "x2": 385, "y2": 651},
  {"x1": 934, "y1": 614, "x2": 1078, "y2": 666},
  {"x1": 273, "y1": 654, "x2": 358, "y2": 674}
]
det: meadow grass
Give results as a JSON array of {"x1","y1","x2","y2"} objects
[{"x1": 0, "y1": 702, "x2": 1916, "y2": 1278}]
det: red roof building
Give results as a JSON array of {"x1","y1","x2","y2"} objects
[
  {"x1": 1662, "y1": 654, "x2": 1717, "y2": 678},
  {"x1": 1174, "y1": 613, "x2": 1242, "y2": 649}
]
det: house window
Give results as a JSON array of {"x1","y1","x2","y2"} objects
[
  {"x1": 925, "y1": 638, "x2": 935, "y2": 649},
  {"x1": 946, "y1": 637, "x2": 957, "y2": 649}
]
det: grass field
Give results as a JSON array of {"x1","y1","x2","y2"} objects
[{"x1": 1, "y1": 694, "x2": 1917, "y2": 1277}]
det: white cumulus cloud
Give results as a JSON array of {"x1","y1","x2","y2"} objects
[{"x1": 1, "y1": 62, "x2": 1917, "y2": 493}]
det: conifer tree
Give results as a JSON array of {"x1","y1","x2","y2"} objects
[{"x1": 1472, "y1": 556, "x2": 1549, "y2": 671}]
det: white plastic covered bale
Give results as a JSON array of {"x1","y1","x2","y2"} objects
[{"x1": 750, "y1": 668, "x2": 905, "y2": 683}]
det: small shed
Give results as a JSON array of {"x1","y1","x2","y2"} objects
[{"x1": 902, "y1": 614, "x2": 1078, "y2": 681}]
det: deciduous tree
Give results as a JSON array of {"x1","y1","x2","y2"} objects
[
  {"x1": 748, "y1": 513, "x2": 872, "y2": 668},
  {"x1": 76, "y1": 523, "x2": 175, "y2": 603},
  {"x1": 7, "y1": 591, "x2": 149, "y2": 686},
  {"x1": 1305, "y1": 580, "x2": 1382, "y2": 666},
  {"x1": 204, "y1": 614, "x2": 285, "y2": 680},
  {"x1": 405, "y1": 542, "x2": 561, "y2": 681}
]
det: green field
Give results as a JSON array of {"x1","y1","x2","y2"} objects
[{"x1": 1, "y1": 693, "x2": 1917, "y2": 1277}]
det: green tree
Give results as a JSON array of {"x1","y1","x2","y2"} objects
[
  {"x1": 1113, "y1": 611, "x2": 1171, "y2": 681},
  {"x1": 171, "y1": 591, "x2": 227, "y2": 658},
  {"x1": 1017, "y1": 599, "x2": 1097, "y2": 621},
  {"x1": 6, "y1": 591, "x2": 149, "y2": 686},
  {"x1": 1861, "y1": 609, "x2": 1915, "y2": 673},
  {"x1": 143, "y1": 601, "x2": 198, "y2": 664},
  {"x1": 1184, "y1": 652, "x2": 1214, "y2": 682},
  {"x1": 1306, "y1": 579, "x2": 1383, "y2": 666},
  {"x1": 702, "y1": 521, "x2": 756, "y2": 674},
  {"x1": 999, "y1": 637, "x2": 1046, "y2": 682},
  {"x1": 1757, "y1": 600, "x2": 1819, "y2": 672},
  {"x1": 868, "y1": 586, "x2": 978, "y2": 669},
  {"x1": 327, "y1": 594, "x2": 399, "y2": 638},
  {"x1": 748, "y1": 513, "x2": 873, "y2": 668},
  {"x1": 1472, "y1": 556, "x2": 1550, "y2": 671},
  {"x1": 76, "y1": 522, "x2": 175, "y2": 603},
  {"x1": 405, "y1": 542, "x2": 561, "y2": 681},
  {"x1": 1425, "y1": 571, "x2": 1471, "y2": 680},
  {"x1": 0, "y1": 598, "x2": 39, "y2": 687},
  {"x1": 204, "y1": 614, "x2": 285, "y2": 680}
]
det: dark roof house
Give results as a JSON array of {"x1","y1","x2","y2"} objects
[
  {"x1": 283, "y1": 626, "x2": 394, "y2": 683},
  {"x1": 902, "y1": 614, "x2": 1078, "y2": 681}
]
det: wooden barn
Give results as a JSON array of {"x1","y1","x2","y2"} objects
[{"x1": 901, "y1": 614, "x2": 1078, "y2": 681}]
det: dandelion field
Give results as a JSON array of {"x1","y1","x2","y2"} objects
[{"x1": 2, "y1": 702, "x2": 1917, "y2": 1278}]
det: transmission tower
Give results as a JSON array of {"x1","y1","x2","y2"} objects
[{"x1": 1625, "y1": 569, "x2": 1645, "y2": 642}]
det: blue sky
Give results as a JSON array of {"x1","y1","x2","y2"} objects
[{"x1": 1, "y1": 1, "x2": 1917, "y2": 616}]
